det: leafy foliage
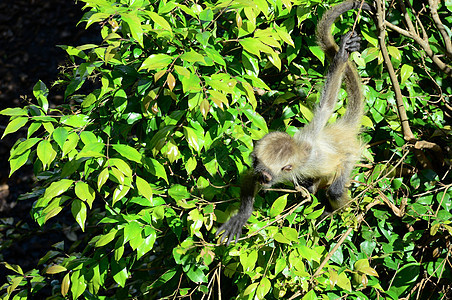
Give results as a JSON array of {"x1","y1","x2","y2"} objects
[{"x1": 1, "y1": 0, "x2": 451, "y2": 299}]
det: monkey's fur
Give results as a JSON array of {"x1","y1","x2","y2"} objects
[{"x1": 217, "y1": 1, "x2": 374, "y2": 245}]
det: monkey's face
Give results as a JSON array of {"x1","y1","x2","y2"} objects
[{"x1": 251, "y1": 132, "x2": 301, "y2": 186}]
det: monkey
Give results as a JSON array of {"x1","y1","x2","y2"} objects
[{"x1": 216, "y1": 1, "x2": 374, "y2": 245}]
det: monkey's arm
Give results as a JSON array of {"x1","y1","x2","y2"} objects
[{"x1": 216, "y1": 172, "x2": 258, "y2": 245}]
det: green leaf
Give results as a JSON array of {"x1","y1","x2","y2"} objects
[
  {"x1": 275, "y1": 257, "x2": 286, "y2": 275},
  {"x1": 140, "y1": 54, "x2": 172, "y2": 71},
  {"x1": 188, "y1": 209, "x2": 203, "y2": 237},
  {"x1": 109, "y1": 158, "x2": 133, "y2": 178},
  {"x1": 181, "y1": 73, "x2": 202, "y2": 93},
  {"x1": 97, "y1": 168, "x2": 109, "y2": 190},
  {"x1": 309, "y1": 45, "x2": 325, "y2": 64},
  {"x1": 209, "y1": 90, "x2": 228, "y2": 109},
  {"x1": 43, "y1": 179, "x2": 74, "y2": 200},
  {"x1": 27, "y1": 122, "x2": 41, "y2": 138},
  {"x1": 2, "y1": 262, "x2": 24, "y2": 275},
  {"x1": 244, "y1": 282, "x2": 259, "y2": 296},
  {"x1": 243, "y1": 108, "x2": 268, "y2": 132},
  {"x1": 145, "y1": 158, "x2": 169, "y2": 183},
  {"x1": 81, "y1": 93, "x2": 97, "y2": 108},
  {"x1": 148, "y1": 269, "x2": 177, "y2": 289},
  {"x1": 136, "y1": 176, "x2": 153, "y2": 204},
  {"x1": 305, "y1": 207, "x2": 324, "y2": 219},
  {"x1": 75, "y1": 181, "x2": 95, "y2": 209},
  {"x1": 388, "y1": 46, "x2": 401, "y2": 61},
  {"x1": 124, "y1": 221, "x2": 142, "y2": 243},
  {"x1": 205, "y1": 47, "x2": 226, "y2": 67},
  {"x1": 270, "y1": 194, "x2": 287, "y2": 217},
  {"x1": 111, "y1": 259, "x2": 128, "y2": 287},
  {"x1": 95, "y1": 229, "x2": 118, "y2": 247},
  {"x1": 37, "y1": 140, "x2": 57, "y2": 168},
  {"x1": 122, "y1": 12, "x2": 143, "y2": 47},
  {"x1": 2, "y1": 117, "x2": 28, "y2": 138},
  {"x1": 62, "y1": 132, "x2": 80, "y2": 157},
  {"x1": 33, "y1": 80, "x2": 49, "y2": 113},
  {"x1": 80, "y1": 131, "x2": 98, "y2": 145},
  {"x1": 11, "y1": 138, "x2": 41, "y2": 158},
  {"x1": 186, "y1": 265, "x2": 207, "y2": 283},
  {"x1": 60, "y1": 114, "x2": 89, "y2": 127},
  {"x1": 183, "y1": 126, "x2": 200, "y2": 152},
  {"x1": 302, "y1": 289, "x2": 317, "y2": 300},
  {"x1": 274, "y1": 233, "x2": 291, "y2": 244},
  {"x1": 137, "y1": 227, "x2": 157, "y2": 259},
  {"x1": 185, "y1": 157, "x2": 197, "y2": 175},
  {"x1": 362, "y1": 47, "x2": 380, "y2": 62},
  {"x1": 111, "y1": 167, "x2": 125, "y2": 185},
  {"x1": 8, "y1": 276, "x2": 24, "y2": 296},
  {"x1": 85, "y1": 12, "x2": 110, "y2": 28},
  {"x1": 129, "y1": 233, "x2": 144, "y2": 251},
  {"x1": 240, "y1": 81, "x2": 257, "y2": 110},
  {"x1": 256, "y1": 277, "x2": 271, "y2": 299},
  {"x1": 298, "y1": 245, "x2": 321, "y2": 262},
  {"x1": 240, "y1": 38, "x2": 261, "y2": 56},
  {"x1": 71, "y1": 199, "x2": 87, "y2": 231},
  {"x1": 61, "y1": 273, "x2": 70, "y2": 296},
  {"x1": 400, "y1": 64, "x2": 414, "y2": 85},
  {"x1": 361, "y1": 115, "x2": 373, "y2": 128},
  {"x1": 46, "y1": 265, "x2": 67, "y2": 274},
  {"x1": 112, "y1": 144, "x2": 142, "y2": 164},
  {"x1": 9, "y1": 149, "x2": 31, "y2": 176},
  {"x1": 0, "y1": 107, "x2": 28, "y2": 116},
  {"x1": 240, "y1": 250, "x2": 258, "y2": 272},
  {"x1": 71, "y1": 270, "x2": 87, "y2": 299},
  {"x1": 52, "y1": 127, "x2": 68, "y2": 150},
  {"x1": 180, "y1": 50, "x2": 205, "y2": 64},
  {"x1": 336, "y1": 271, "x2": 351, "y2": 291},
  {"x1": 275, "y1": 26, "x2": 294, "y2": 47},
  {"x1": 282, "y1": 227, "x2": 298, "y2": 243},
  {"x1": 168, "y1": 184, "x2": 190, "y2": 201},
  {"x1": 147, "y1": 11, "x2": 172, "y2": 32},
  {"x1": 112, "y1": 185, "x2": 130, "y2": 206}
]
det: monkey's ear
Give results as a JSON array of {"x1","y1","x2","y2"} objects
[{"x1": 282, "y1": 165, "x2": 293, "y2": 171}]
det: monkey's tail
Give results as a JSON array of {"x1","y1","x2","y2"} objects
[
  {"x1": 316, "y1": 1, "x2": 374, "y2": 60},
  {"x1": 316, "y1": 1, "x2": 375, "y2": 129}
]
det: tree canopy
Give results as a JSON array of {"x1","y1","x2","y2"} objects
[{"x1": 1, "y1": 0, "x2": 451, "y2": 299}]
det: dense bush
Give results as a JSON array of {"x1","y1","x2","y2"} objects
[{"x1": 1, "y1": 0, "x2": 451, "y2": 299}]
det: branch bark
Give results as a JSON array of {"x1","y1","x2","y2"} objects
[
  {"x1": 376, "y1": 0, "x2": 416, "y2": 142},
  {"x1": 428, "y1": 0, "x2": 452, "y2": 57}
]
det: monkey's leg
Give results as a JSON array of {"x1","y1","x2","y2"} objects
[{"x1": 327, "y1": 159, "x2": 355, "y2": 211}]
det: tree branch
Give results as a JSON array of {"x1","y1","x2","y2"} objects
[
  {"x1": 376, "y1": 0, "x2": 416, "y2": 142},
  {"x1": 383, "y1": 1, "x2": 452, "y2": 76},
  {"x1": 428, "y1": 0, "x2": 452, "y2": 57}
]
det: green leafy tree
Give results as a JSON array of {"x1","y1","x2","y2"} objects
[{"x1": 1, "y1": 0, "x2": 451, "y2": 299}]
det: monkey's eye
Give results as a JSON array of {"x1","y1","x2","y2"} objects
[{"x1": 282, "y1": 165, "x2": 292, "y2": 172}]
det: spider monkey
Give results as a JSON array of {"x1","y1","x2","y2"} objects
[{"x1": 217, "y1": 1, "x2": 374, "y2": 244}]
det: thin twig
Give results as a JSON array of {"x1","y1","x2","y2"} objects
[{"x1": 351, "y1": 0, "x2": 366, "y2": 33}]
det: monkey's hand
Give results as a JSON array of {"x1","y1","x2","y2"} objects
[
  {"x1": 336, "y1": 31, "x2": 361, "y2": 63},
  {"x1": 215, "y1": 212, "x2": 250, "y2": 245}
]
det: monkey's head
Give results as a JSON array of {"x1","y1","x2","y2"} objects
[{"x1": 251, "y1": 132, "x2": 311, "y2": 186}]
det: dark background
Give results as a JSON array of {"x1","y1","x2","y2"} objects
[{"x1": 0, "y1": 0, "x2": 98, "y2": 285}]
